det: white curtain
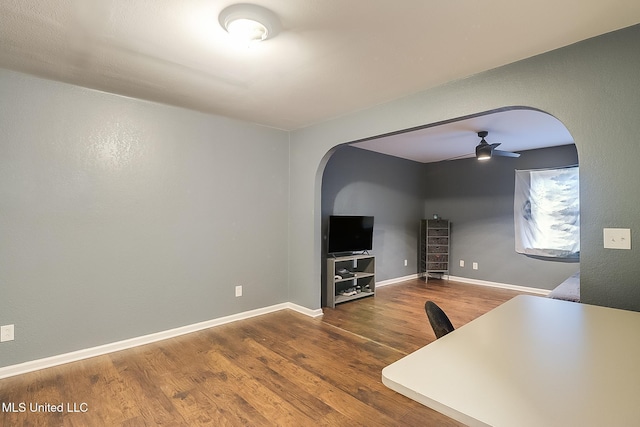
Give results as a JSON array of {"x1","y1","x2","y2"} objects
[{"x1": 514, "y1": 166, "x2": 580, "y2": 258}]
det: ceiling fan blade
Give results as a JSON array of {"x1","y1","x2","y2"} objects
[
  {"x1": 493, "y1": 150, "x2": 521, "y2": 158},
  {"x1": 490, "y1": 143, "x2": 501, "y2": 149}
]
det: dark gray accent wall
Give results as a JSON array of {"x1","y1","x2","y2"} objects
[
  {"x1": 424, "y1": 145, "x2": 579, "y2": 289},
  {"x1": 322, "y1": 144, "x2": 579, "y2": 293},
  {"x1": 322, "y1": 146, "x2": 424, "y2": 288}
]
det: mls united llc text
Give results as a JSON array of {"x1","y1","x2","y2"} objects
[{"x1": 2, "y1": 402, "x2": 89, "y2": 413}]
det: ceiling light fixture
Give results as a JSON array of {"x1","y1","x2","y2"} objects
[
  {"x1": 218, "y1": 3, "x2": 279, "y2": 44},
  {"x1": 475, "y1": 135, "x2": 493, "y2": 160},
  {"x1": 476, "y1": 144, "x2": 493, "y2": 160},
  {"x1": 475, "y1": 130, "x2": 520, "y2": 160}
]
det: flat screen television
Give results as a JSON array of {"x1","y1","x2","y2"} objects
[{"x1": 327, "y1": 215, "x2": 374, "y2": 254}]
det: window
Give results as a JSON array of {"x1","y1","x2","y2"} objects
[{"x1": 514, "y1": 166, "x2": 579, "y2": 258}]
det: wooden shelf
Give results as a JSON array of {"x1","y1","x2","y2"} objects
[
  {"x1": 334, "y1": 291, "x2": 375, "y2": 305},
  {"x1": 325, "y1": 254, "x2": 375, "y2": 308}
]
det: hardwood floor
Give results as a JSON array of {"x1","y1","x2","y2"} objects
[{"x1": 0, "y1": 278, "x2": 529, "y2": 426}]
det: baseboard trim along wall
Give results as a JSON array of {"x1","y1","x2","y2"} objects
[
  {"x1": 376, "y1": 274, "x2": 421, "y2": 287},
  {"x1": 0, "y1": 303, "x2": 323, "y2": 380},
  {"x1": 1, "y1": 275, "x2": 545, "y2": 380},
  {"x1": 377, "y1": 274, "x2": 549, "y2": 296},
  {"x1": 446, "y1": 275, "x2": 550, "y2": 295}
]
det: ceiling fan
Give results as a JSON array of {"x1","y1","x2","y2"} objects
[{"x1": 475, "y1": 131, "x2": 520, "y2": 160}]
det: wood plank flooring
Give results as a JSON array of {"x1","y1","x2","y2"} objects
[{"x1": 0, "y1": 278, "x2": 530, "y2": 426}]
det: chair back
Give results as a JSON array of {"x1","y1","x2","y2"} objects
[{"x1": 425, "y1": 300, "x2": 455, "y2": 339}]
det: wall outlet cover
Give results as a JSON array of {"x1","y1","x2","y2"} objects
[
  {"x1": 603, "y1": 228, "x2": 631, "y2": 250},
  {"x1": 1, "y1": 324, "x2": 15, "y2": 342}
]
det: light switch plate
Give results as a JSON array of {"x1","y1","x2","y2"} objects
[{"x1": 603, "y1": 228, "x2": 631, "y2": 249}]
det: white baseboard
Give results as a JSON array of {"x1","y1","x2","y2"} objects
[
  {"x1": 377, "y1": 273, "x2": 549, "y2": 296},
  {"x1": 376, "y1": 273, "x2": 420, "y2": 287},
  {"x1": 285, "y1": 302, "x2": 324, "y2": 318},
  {"x1": 447, "y1": 275, "x2": 550, "y2": 295},
  {"x1": 0, "y1": 302, "x2": 323, "y2": 380}
]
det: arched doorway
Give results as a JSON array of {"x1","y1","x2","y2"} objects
[{"x1": 319, "y1": 107, "x2": 579, "y2": 308}]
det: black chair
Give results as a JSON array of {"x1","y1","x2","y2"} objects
[{"x1": 425, "y1": 300, "x2": 455, "y2": 339}]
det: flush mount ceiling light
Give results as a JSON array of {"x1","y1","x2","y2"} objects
[{"x1": 218, "y1": 3, "x2": 279, "y2": 43}]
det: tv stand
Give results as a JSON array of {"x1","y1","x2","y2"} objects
[
  {"x1": 329, "y1": 250, "x2": 369, "y2": 258},
  {"x1": 325, "y1": 254, "x2": 375, "y2": 308}
]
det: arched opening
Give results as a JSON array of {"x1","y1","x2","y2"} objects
[{"x1": 319, "y1": 107, "x2": 580, "y2": 308}]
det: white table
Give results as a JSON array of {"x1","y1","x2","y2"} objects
[{"x1": 382, "y1": 295, "x2": 640, "y2": 427}]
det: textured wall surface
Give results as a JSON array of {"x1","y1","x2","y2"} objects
[
  {"x1": 423, "y1": 145, "x2": 579, "y2": 289},
  {"x1": 322, "y1": 144, "x2": 579, "y2": 291},
  {"x1": 290, "y1": 24, "x2": 640, "y2": 311},
  {"x1": 0, "y1": 69, "x2": 290, "y2": 367},
  {"x1": 3, "y1": 24, "x2": 640, "y2": 371},
  {"x1": 322, "y1": 146, "x2": 424, "y2": 284}
]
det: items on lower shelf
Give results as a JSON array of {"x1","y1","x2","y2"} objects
[
  {"x1": 325, "y1": 254, "x2": 376, "y2": 308},
  {"x1": 337, "y1": 284, "x2": 373, "y2": 297}
]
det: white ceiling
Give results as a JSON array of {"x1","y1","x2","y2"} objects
[
  {"x1": 351, "y1": 108, "x2": 575, "y2": 163},
  {"x1": 1, "y1": 1, "x2": 639, "y2": 133}
]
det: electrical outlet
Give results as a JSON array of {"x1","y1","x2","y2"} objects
[
  {"x1": 603, "y1": 228, "x2": 631, "y2": 249},
  {"x1": 459, "y1": 260, "x2": 465, "y2": 267},
  {"x1": 1, "y1": 324, "x2": 15, "y2": 342},
  {"x1": 235, "y1": 285, "x2": 243, "y2": 297},
  {"x1": 472, "y1": 262, "x2": 478, "y2": 270},
  {"x1": 404, "y1": 259, "x2": 408, "y2": 267}
]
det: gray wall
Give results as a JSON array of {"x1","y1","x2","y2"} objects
[
  {"x1": 4, "y1": 23, "x2": 640, "y2": 369},
  {"x1": 321, "y1": 146, "x2": 425, "y2": 287},
  {"x1": 321, "y1": 144, "x2": 579, "y2": 293},
  {"x1": 0, "y1": 69, "x2": 290, "y2": 368},
  {"x1": 289, "y1": 24, "x2": 640, "y2": 312},
  {"x1": 424, "y1": 145, "x2": 579, "y2": 289}
]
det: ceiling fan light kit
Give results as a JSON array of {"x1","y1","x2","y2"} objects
[
  {"x1": 476, "y1": 149, "x2": 492, "y2": 160},
  {"x1": 218, "y1": 3, "x2": 280, "y2": 44},
  {"x1": 475, "y1": 130, "x2": 520, "y2": 160}
]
